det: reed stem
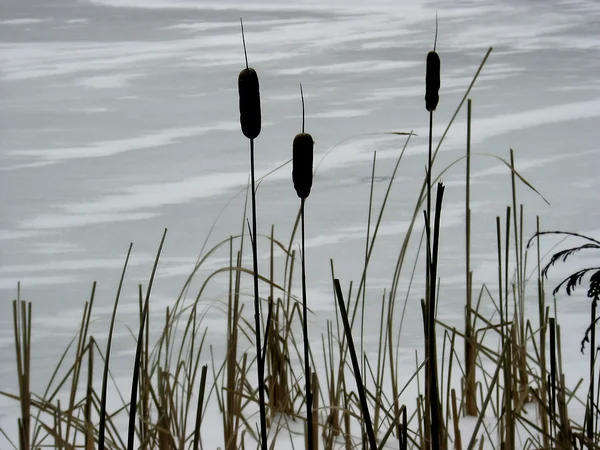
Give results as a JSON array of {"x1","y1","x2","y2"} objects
[
  {"x1": 127, "y1": 229, "x2": 167, "y2": 450},
  {"x1": 587, "y1": 300, "x2": 596, "y2": 442},
  {"x1": 99, "y1": 243, "x2": 133, "y2": 450},
  {"x1": 301, "y1": 198, "x2": 314, "y2": 450},
  {"x1": 250, "y1": 138, "x2": 268, "y2": 450},
  {"x1": 333, "y1": 279, "x2": 377, "y2": 450}
]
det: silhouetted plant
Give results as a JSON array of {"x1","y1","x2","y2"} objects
[
  {"x1": 292, "y1": 84, "x2": 316, "y2": 450},
  {"x1": 238, "y1": 18, "x2": 268, "y2": 450},
  {"x1": 423, "y1": 17, "x2": 443, "y2": 450},
  {"x1": 531, "y1": 231, "x2": 600, "y2": 352},
  {"x1": 529, "y1": 230, "x2": 600, "y2": 444}
]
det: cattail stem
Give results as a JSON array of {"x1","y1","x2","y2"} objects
[
  {"x1": 426, "y1": 108, "x2": 433, "y2": 314},
  {"x1": 427, "y1": 111, "x2": 433, "y2": 241},
  {"x1": 250, "y1": 138, "x2": 268, "y2": 450},
  {"x1": 465, "y1": 99, "x2": 477, "y2": 417},
  {"x1": 425, "y1": 108, "x2": 434, "y2": 450},
  {"x1": 301, "y1": 198, "x2": 314, "y2": 450},
  {"x1": 426, "y1": 109, "x2": 434, "y2": 330},
  {"x1": 428, "y1": 184, "x2": 445, "y2": 450}
]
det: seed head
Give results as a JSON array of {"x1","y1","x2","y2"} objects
[
  {"x1": 238, "y1": 67, "x2": 261, "y2": 139},
  {"x1": 292, "y1": 133, "x2": 314, "y2": 199},
  {"x1": 425, "y1": 51, "x2": 440, "y2": 112}
]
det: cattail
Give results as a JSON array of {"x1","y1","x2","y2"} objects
[
  {"x1": 238, "y1": 67, "x2": 261, "y2": 139},
  {"x1": 425, "y1": 50, "x2": 440, "y2": 112},
  {"x1": 292, "y1": 132, "x2": 314, "y2": 199},
  {"x1": 238, "y1": 20, "x2": 268, "y2": 450}
]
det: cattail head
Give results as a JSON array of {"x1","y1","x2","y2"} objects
[
  {"x1": 425, "y1": 51, "x2": 440, "y2": 112},
  {"x1": 238, "y1": 67, "x2": 261, "y2": 139},
  {"x1": 292, "y1": 132, "x2": 314, "y2": 199}
]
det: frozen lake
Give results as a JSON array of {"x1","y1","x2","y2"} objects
[{"x1": 1, "y1": 0, "x2": 599, "y2": 444}]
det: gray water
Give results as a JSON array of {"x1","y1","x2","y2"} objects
[{"x1": 1, "y1": 0, "x2": 599, "y2": 443}]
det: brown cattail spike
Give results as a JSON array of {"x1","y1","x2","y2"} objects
[
  {"x1": 425, "y1": 51, "x2": 440, "y2": 112},
  {"x1": 292, "y1": 133, "x2": 314, "y2": 199},
  {"x1": 238, "y1": 67, "x2": 261, "y2": 139}
]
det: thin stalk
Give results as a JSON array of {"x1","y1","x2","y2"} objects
[
  {"x1": 465, "y1": 98, "x2": 477, "y2": 417},
  {"x1": 466, "y1": 342, "x2": 510, "y2": 450},
  {"x1": 587, "y1": 299, "x2": 596, "y2": 442},
  {"x1": 250, "y1": 138, "x2": 268, "y2": 450},
  {"x1": 426, "y1": 110, "x2": 433, "y2": 321},
  {"x1": 595, "y1": 346, "x2": 600, "y2": 440},
  {"x1": 13, "y1": 296, "x2": 30, "y2": 450},
  {"x1": 427, "y1": 111, "x2": 433, "y2": 243},
  {"x1": 99, "y1": 243, "x2": 133, "y2": 450},
  {"x1": 311, "y1": 372, "x2": 319, "y2": 450},
  {"x1": 550, "y1": 318, "x2": 557, "y2": 443},
  {"x1": 425, "y1": 196, "x2": 432, "y2": 448},
  {"x1": 362, "y1": 151, "x2": 377, "y2": 390},
  {"x1": 127, "y1": 229, "x2": 167, "y2": 450},
  {"x1": 536, "y1": 216, "x2": 549, "y2": 449},
  {"x1": 85, "y1": 337, "x2": 94, "y2": 450},
  {"x1": 425, "y1": 109, "x2": 434, "y2": 450},
  {"x1": 64, "y1": 283, "x2": 95, "y2": 445},
  {"x1": 300, "y1": 198, "x2": 314, "y2": 450},
  {"x1": 333, "y1": 278, "x2": 377, "y2": 450},
  {"x1": 192, "y1": 365, "x2": 208, "y2": 450},
  {"x1": 400, "y1": 406, "x2": 408, "y2": 450},
  {"x1": 428, "y1": 183, "x2": 446, "y2": 450},
  {"x1": 451, "y1": 389, "x2": 462, "y2": 450},
  {"x1": 495, "y1": 215, "x2": 504, "y2": 443}
]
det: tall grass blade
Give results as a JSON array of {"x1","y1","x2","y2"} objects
[
  {"x1": 193, "y1": 365, "x2": 208, "y2": 450},
  {"x1": 127, "y1": 229, "x2": 167, "y2": 450},
  {"x1": 99, "y1": 242, "x2": 133, "y2": 450},
  {"x1": 333, "y1": 279, "x2": 377, "y2": 450}
]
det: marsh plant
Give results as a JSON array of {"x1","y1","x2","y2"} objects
[
  {"x1": 2, "y1": 20, "x2": 600, "y2": 450},
  {"x1": 237, "y1": 19, "x2": 268, "y2": 450},
  {"x1": 292, "y1": 84, "x2": 316, "y2": 450},
  {"x1": 530, "y1": 231, "x2": 600, "y2": 446}
]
